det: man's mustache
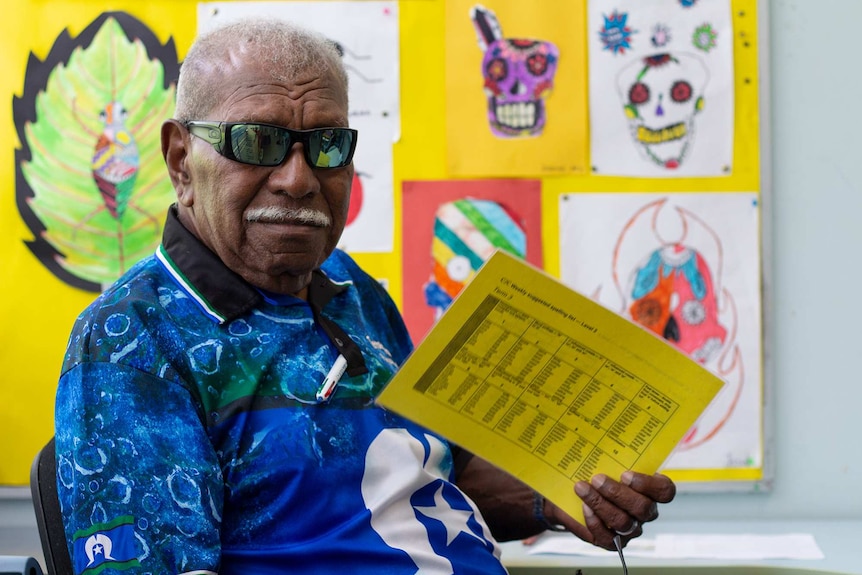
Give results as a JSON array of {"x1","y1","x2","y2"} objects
[{"x1": 245, "y1": 206, "x2": 330, "y2": 227}]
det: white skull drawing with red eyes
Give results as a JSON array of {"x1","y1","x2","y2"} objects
[
  {"x1": 471, "y1": 4, "x2": 560, "y2": 138},
  {"x1": 616, "y1": 52, "x2": 708, "y2": 169}
]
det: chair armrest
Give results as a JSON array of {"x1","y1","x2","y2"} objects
[{"x1": 0, "y1": 555, "x2": 44, "y2": 575}]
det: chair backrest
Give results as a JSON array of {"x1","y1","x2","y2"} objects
[{"x1": 30, "y1": 437, "x2": 73, "y2": 575}]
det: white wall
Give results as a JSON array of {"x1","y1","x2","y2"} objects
[
  {"x1": 2, "y1": 0, "x2": 861, "y2": 557},
  {"x1": 664, "y1": 0, "x2": 862, "y2": 520}
]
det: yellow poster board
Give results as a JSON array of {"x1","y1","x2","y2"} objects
[
  {"x1": 0, "y1": 2, "x2": 197, "y2": 487},
  {"x1": 0, "y1": 0, "x2": 765, "y2": 489}
]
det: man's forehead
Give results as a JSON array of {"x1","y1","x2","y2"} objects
[
  {"x1": 216, "y1": 46, "x2": 343, "y2": 88},
  {"x1": 206, "y1": 51, "x2": 346, "y2": 95}
]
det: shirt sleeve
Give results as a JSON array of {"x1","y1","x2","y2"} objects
[{"x1": 56, "y1": 362, "x2": 223, "y2": 575}]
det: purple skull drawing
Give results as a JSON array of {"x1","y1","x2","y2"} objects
[{"x1": 471, "y1": 4, "x2": 560, "y2": 138}]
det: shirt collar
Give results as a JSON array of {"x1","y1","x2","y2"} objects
[{"x1": 156, "y1": 205, "x2": 347, "y2": 324}]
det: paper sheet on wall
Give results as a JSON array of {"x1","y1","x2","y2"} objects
[
  {"x1": 587, "y1": 0, "x2": 734, "y2": 177},
  {"x1": 377, "y1": 250, "x2": 724, "y2": 523},
  {"x1": 444, "y1": 0, "x2": 589, "y2": 177},
  {"x1": 558, "y1": 192, "x2": 763, "y2": 478},
  {"x1": 198, "y1": 1, "x2": 399, "y2": 252}
]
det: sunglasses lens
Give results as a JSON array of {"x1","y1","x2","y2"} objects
[
  {"x1": 307, "y1": 128, "x2": 355, "y2": 168},
  {"x1": 222, "y1": 123, "x2": 355, "y2": 168},
  {"x1": 229, "y1": 124, "x2": 288, "y2": 166}
]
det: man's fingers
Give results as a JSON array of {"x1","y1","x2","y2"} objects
[
  {"x1": 581, "y1": 502, "x2": 639, "y2": 551},
  {"x1": 621, "y1": 471, "x2": 677, "y2": 504},
  {"x1": 595, "y1": 475, "x2": 656, "y2": 523},
  {"x1": 575, "y1": 478, "x2": 633, "y2": 533}
]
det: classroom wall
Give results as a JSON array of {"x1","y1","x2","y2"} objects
[
  {"x1": 2, "y1": 0, "x2": 861, "y2": 540},
  {"x1": 661, "y1": 0, "x2": 862, "y2": 520}
]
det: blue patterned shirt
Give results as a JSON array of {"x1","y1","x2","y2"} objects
[{"x1": 56, "y1": 207, "x2": 505, "y2": 575}]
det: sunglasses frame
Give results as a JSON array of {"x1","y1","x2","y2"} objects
[{"x1": 185, "y1": 120, "x2": 358, "y2": 169}]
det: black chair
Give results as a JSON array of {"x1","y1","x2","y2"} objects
[{"x1": 30, "y1": 438, "x2": 73, "y2": 575}]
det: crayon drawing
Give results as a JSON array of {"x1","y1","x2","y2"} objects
[
  {"x1": 14, "y1": 12, "x2": 179, "y2": 292},
  {"x1": 588, "y1": 0, "x2": 733, "y2": 176},
  {"x1": 402, "y1": 179, "x2": 543, "y2": 344},
  {"x1": 446, "y1": 0, "x2": 588, "y2": 177},
  {"x1": 470, "y1": 4, "x2": 560, "y2": 139},
  {"x1": 560, "y1": 192, "x2": 761, "y2": 471}
]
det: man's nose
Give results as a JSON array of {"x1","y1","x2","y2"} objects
[{"x1": 267, "y1": 144, "x2": 319, "y2": 198}]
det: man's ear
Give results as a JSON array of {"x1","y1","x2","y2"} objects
[{"x1": 161, "y1": 119, "x2": 194, "y2": 206}]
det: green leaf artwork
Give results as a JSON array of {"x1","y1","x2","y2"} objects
[{"x1": 15, "y1": 12, "x2": 180, "y2": 291}]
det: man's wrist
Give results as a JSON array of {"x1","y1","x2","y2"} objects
[{"x1": 532, "y1": 491, "x2": 567, "y2": 532}]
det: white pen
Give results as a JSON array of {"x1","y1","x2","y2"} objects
[{"x1": 316, "y1": 354, "x2": 348, "y2": 402}]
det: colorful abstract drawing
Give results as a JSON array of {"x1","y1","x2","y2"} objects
[
  {"x1": 599, "y1": 10, "x2": 637, "y2": 54},
  {"x1": 617, "y1": 52, "x2": 708, "y2": 169},
  {"x1": 470, "y1": 4, "x2": 560, "y2": 138},
  {"x1": 14, "y1": 12, "x2": 180, "y2": 291},
  {"x1": 402, "y1": 179, "x2": 542, "y2": 344},
  {"x1": 611, "y1": 198, "x2": 743, "y2": 449},
  {"x1": 423, "y1": 198, "x2": 527, "y2": 319}
]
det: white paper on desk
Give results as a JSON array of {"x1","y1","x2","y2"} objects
[
  {"x1": 525, "y1": 532, "x2": 825, "y2": 560},
  {"x1": 655, "y1": 533, "x2": 825, "y2": 560},
  {"x1": 526, "y1": 534, "x2": 658, "y2": 558}
]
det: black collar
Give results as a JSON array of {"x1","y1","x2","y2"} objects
[
  {"x1": 159, "y1": 206, "x2": 367, "y2": 376},
  {"x1": 160, "y1": 206, "x2": 261, "y2": 323}
]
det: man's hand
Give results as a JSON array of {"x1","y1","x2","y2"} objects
[
  {"x1": 543, "y1": 471, "x2": 676, "y2": 550},
  {"x1": 454, "y1": 451, "x2": 675, "y2": 548}
]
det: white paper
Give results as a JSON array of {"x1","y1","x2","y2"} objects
[
  {"x1": 558, "y1": 192, "x2": 763, "y2": 473},
  {"x1": 198, "y1": 2, "x2": 399, "y2": 252},
  {"x1": 587, "y1": 0, "x2": 734, "y2": 176},
  {"x1": 527, "y1": 535, "x2": 659, "y2": 558},
  {"x1": 655, "y1": 533, "x2": 825, "y2": 560},
  {"x1": 525, "y1": 532, "x2": 825, "y2": 560}
]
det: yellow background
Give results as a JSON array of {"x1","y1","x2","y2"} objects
[
  {"x1": 0, "y1": 0, "x2": 761, "y2": 486},
  {"x1": 445, "y1": 0, "x2": 589, "y2": 177}
]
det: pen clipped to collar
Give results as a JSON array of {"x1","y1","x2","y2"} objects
[{"x1": 307, "y1": 270, "x2": 367, "y2": 402}]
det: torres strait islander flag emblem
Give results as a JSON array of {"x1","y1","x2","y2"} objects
[{"x1": 72, "y1": 515, "x2": 140, "y2": 574}]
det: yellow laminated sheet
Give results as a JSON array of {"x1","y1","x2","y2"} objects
[{"x1": 377, "y1": 250, "x2": 724, "y2": 523}]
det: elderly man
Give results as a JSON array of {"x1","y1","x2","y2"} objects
[{"x1": 55, "y1": 17, "x2": 675, "y2": 575}]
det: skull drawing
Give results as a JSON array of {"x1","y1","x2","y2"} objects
[
  {"x1": 423, "y1": 198, "x2": 526, "y2": 319},
  {"x1": 629, "y1": 244, "x2": 727, "y2": 363},
  {"x1": 616, "y1": 52, "x2": 708, "y2": 169},
  {"x1": 471, "y1": 5, "x2": 560, "y2": 138},
  {"x1": 610, "y1": 198, "x2": 743, "y2": 450}
]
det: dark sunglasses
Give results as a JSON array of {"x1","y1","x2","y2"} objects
[{"x1": 185, "y1": 121, "x2": 357, "y2": 169}]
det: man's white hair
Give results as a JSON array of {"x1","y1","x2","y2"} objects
[{"x1": 174, "y1": 17, "x2": 348, "y2": 122}]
